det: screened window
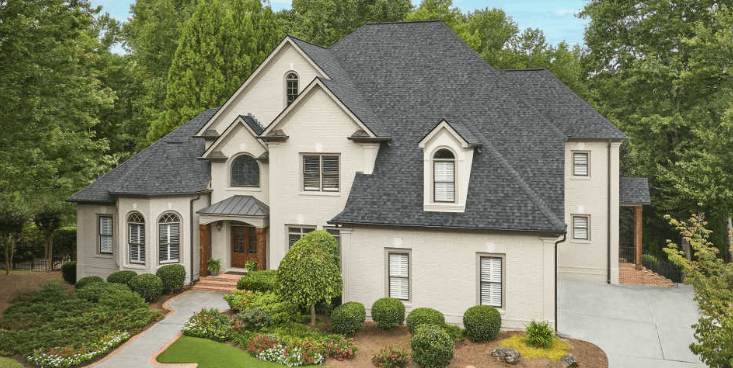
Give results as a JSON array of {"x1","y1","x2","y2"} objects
[
  {"x1": 388, "y1": 252, "x2": 409, "y2": 300},
  {"x1": 433, "y1": 149, "x2": 455, "y2": 202},
  {"x1": 99, "y1": 216, "x2": 113, "y2": 254},
  {"x1": 159, "y1": 213, "x2": 180, "y2": 263},
  {"x1": 573, "y1": 152, "x2": 589, "y2": 176},
  {"x1": 231, "y1": 155, "x2": 259, "y2": 187},
  {"x1": 480, "y1": 256, "x2": 502, "y2": 307},
  {"x1": 288, "y1": 226, "x2": 316, "y2": 248},
  {"x1": 286, "y1": 73, "x2": 298, "y2": 106},
  {"x1": 573, "y1": 216, "x2": 589, "y2": 240},
  {"x1": 303, "y1": 155, "x2": 339, "y2": 192},
  {"x1": 128, "y1": 212, "x2": 145, "y2": 264}
]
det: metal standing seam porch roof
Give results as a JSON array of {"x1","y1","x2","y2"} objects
[{"x1": 197, "y1": 195, "x2": 269, "y2": 217}]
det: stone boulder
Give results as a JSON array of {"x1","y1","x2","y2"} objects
[
  {"x1": 491, "y1": 347, "x2": 521, "y2": 365},
  {"x1": 558, "y1": 353, "x2": 578, "y2": 368}
]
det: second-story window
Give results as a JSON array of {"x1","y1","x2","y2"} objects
[
  {"x1": 286, "y1": 72, "x2": 298, "y2": 106},
  {"x1": 303, "y1": 154, "x2": 339, "y2": 192},
  {"x1": 573, "y1": 152, "x2": 589, "y2": 176},
  {"x1": 434, "y1": 149, "x2": 455, "y2": 202},
  {"x1": 231, "y1": 155, "x2": 259, "y2": 187}
]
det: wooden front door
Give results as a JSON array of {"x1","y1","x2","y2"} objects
[{"x1": 231, "y1": 225, "x2": 257, "y2": 268}]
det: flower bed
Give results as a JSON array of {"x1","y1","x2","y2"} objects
[
  {"x1": 27, "y1": 330, "x2": 130, "y2": 368},
  {"x1": 182, "y1": 308, "x2": 232, "y2": 341},
  {"x1": 247, "y1": 334, "x2": 325, "y2": 367}
]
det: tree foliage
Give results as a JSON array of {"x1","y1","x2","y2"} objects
[
  {"x1": 0, "y1": 200, "x2": 30, "y2": 274},
  {"x1": 664, "y1": 214, "x2": 733, "y2": 367},
  {"x1": 34, "y1": 207, "x2": 62, "y2": 272},
  {"x1": 276, "y1": 230, "x2": 342, "y2": 326}
]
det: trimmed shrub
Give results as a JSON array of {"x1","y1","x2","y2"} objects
[
  {"x1": 128, "y1": 273, "x2": 163, "y2": 303},
  {"x1": 61, "y1": 261, "x2": 77, "y2": 285},
  {"x1": 107, "y1": 270, "x2": 138, "y2": 285},
  {"x1": 371, "y1": 297, "x2": 406, "y2": 330},
  {"x1": 182, "y1": 308, "x2": 232, "y2": 341},
  {"x1": 406, "y1": 308, "x2": 445, "y2": 334},
  {"x1": 463, "y1": 305, "x2": 501, "y2": 342},
  {"x1": 223, "y1": 290, "x2": 299, "y2": 325},
  {"x1": 74, "y1": 276, "x2": 104, "y2": 289},
  {"x1": 236, "y1": 308, "x2": 272, "y2": 330},
  {"x1": 237, "y1": 269, "x2": 277, "y2": 292},
  {"x1": 330, "y1": 301, "x2": 366, "y2": 336},
  {"x1": 525, "y1": 320, "x2": 554, "y2": 348},
  {"x1": 410, "y1": 324, "x2": 454, "y2": 368},
  {"x1": 372, "y1": 347, "x2": 409, "y2": 368},
  {"x1": 156, "y1": 264, "x2": 186, "y2": 293},
  {"x1": 75, "y1": 282, "x2": 147, "y2": 310},
  {"x1": 443, "y1": 323, "x2": 465, "y2": 341}
]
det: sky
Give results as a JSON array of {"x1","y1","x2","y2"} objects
[{"x1": 91, "y1": 0, "x2": 588, "y2": 47}]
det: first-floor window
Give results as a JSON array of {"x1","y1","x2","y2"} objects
[
  {"x1": 573, "y1": 215, "x2": 589, "y2": 240},
  {"x1": 388, "y1": 252, "x2": 410, "y2": 300},
  {"x1": 480, "y1": 256, "x2": 502, "y2": 308},
  {"x1": 159, "y1": 213, "x2": 180, "y2": 263},
  {"x1": 128, "y1": 212, "x2": 145, "y2": 264},
  {"x1": 99, "y1": 215, "x2": 113, "y2": 254},
  {"x1": 288, "y1": 226, "x2": 316, "y2": 248}
]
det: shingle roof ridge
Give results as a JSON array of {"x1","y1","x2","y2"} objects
[
  {"x1": 502, "y1": 68, "x2": 547, "y2": 72},
  {"x1": 287, "y1": 35, "x2": 327, "y2": 49},
  {"x1": 363, "y1": 19, "x2": 443, "y2": 25}
]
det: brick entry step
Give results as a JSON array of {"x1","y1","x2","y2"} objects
[
  {"x1": 618, "y1": 261, "x2": 674, "y2": 287},
  {"x1": 192, "y1": 273, "x2": 240, "y2": 292}
]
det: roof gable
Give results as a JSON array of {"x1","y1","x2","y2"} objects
[{"x1": 201, "y1": 116, "x2": 267, "y2": 160}]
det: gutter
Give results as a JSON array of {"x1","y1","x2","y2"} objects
[
  {"x1": 554, "y1": 232, "x2": 566, "y2": 332},
  {"x1": 607, "y1": 140, "x2": 612, "y2": 284}
]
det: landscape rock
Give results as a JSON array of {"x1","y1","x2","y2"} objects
[
  {"x1": 491, "y1": 347, "x2": 521, "y2": 365},
  {"x1": 559, "y1": 353, "x2": 578, "y2": 368}
]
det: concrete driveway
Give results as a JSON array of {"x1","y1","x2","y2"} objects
[{"x1": 558, "y1": 278, "x2": 706, "y2": 368}]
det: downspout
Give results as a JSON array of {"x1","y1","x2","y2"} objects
[
  {"x1": 607, "y1": 140, "x2": 612, "y2": 284},
  {"x1": 554, "y1": 232, "x2": 566, "y2": 333},
  {"x1": 189, "y1": 192, "x2": 202, "y2": 285}
]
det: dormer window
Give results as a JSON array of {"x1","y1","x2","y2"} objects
[
  {"x1": 231, "y1": 155, "x2": 259, "y2": 187},
  {"x1": 286, "y1": 72, "x2": 298, "y2": 106},
  {"x1": 434, "y1": 149, "x2": 455, "y2": 203}
]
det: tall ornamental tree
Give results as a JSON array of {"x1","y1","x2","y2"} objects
[
  {"x1": 34, "y1": 208, "x2": 62, "y2": 272},
  {"x1": 277, "y1": 231, "x2": 342, "y2": 326}
]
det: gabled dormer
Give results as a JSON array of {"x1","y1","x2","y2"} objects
[{"x1": 418, "y1": 120, "x2": 479, "y2": 213}]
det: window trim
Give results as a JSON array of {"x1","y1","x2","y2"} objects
[
  {"x1": 230, "y1": 153, "x2": 260, "y2": 188},
  {"x1": 285, "y1": 71, "x2": 299, "y2": 107},
  {"x1": 572, "y1": 151, "x2": 590, "y2": 177},
  {"x1": 158, "y1": 212, "x2": 181, "y2": 264},
  {"x1": 98, "y1": 215, "x2": 113, "y2": 255},
  {"x1": 127, "y1": 212, "x2": 145, "y2": 264},
  {"x1": 572, "y1": 215, "x2": 590, "y2": 241},
  {"x1": 287, "y1": 225, "x2": 316, "y2": 249},
  {"x1": 476, "y1": 253, "x2": 505, "y2": 309},
  {"x1": 385, "y1": 248, "x2": 411, "y2": 302},
  {"x1": 433, "y1": 148, "x2": 456, "y2": 203},
  {"x1": 302, "y1": 154, "x2": 340, "y2": 193}
]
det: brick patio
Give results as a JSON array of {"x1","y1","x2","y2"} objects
[{"x1": 618, "y1": 261, "x2": 674, "y2": 287}]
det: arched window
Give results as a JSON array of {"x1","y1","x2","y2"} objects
[
  {"x1": 286, "y1": 72, "x2": 298, "y2": 106},
  {"x1": 433, "y1": 149, "x2": 455, "y2": 203},
  {"x1": 159, "y1": 213, "x2": 180, "y2": 263},
  {"x1": 231, "y1": 155, "x2": 259, "y2": 187},
  {"x1": 128, "y1": 212, "x2": 145, "y2": 264}
]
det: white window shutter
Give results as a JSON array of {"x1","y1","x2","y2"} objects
[
  {"x1": 99, "y1": 217, "x2": 113, "y2": 253},
  {"x1": 481, "y1": 257, "x2": 502, "y2": 307},
  {"x1": 322, "y1": 156, "x2": 339, "y2": 191},
  {"x1": 573, "y1": 217, "x2": 588, "y2": 239},
  {"x1": 573, "y1": 153, "x2": 588, "y2": 176},
  {"x1": 303, "y1": 156, "x2": 321, "y2": 190},
  {"x1": 389, "y1": 254, "x2": 409, "y2": 300}
]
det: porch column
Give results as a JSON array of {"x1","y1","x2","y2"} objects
[
  {"x1": 200, "y1": 224, "x2": 211, "y2": 276},
  {"x1": 256, "y1": 227, "x2": 267, "y2": 270},
  {"x1": 634, "y1": 206, "x2": 643, "y2": 270}
]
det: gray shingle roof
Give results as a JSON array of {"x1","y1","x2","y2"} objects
[
  {"x1": 500, "y1": 69, "x2": 627, "y2": 140},
  {"x1": 240, "y1": 114, "x2": 265, "y2": 135},
  {"x1": 67, "y1": 108, "x2": 219, "y2": 203},
  {"x1": 620, "y1": 177, "x2": 651, "y2": 205},
  {"x1": 197, "y1": 195, "x2": 268, "y2": 216}
]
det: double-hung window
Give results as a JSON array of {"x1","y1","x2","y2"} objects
[
  {"x1": 572, "y1": 215, "x2": 589, "y2": 240},
  {"x1": 303, "y1": 155, "x2": 339, "y2": 192},
  {"x1": 573, "y1": 152, "x2": 589, "y2": 176},
  {"x1": 159, "y1": 213, "x2": 180, "y2": 263},
  {"x1": 288, "y1": 226, "x2": 316, "y2": 248},
  {"x1": 128, "y1": 212, "x2": 145, "y2": 264},
  {"x1": 433, "y1": 149, "x2": 455, "y2": 202},
  {"x1": 99, "y1": 215, "x2": 113, "y2": 254},
  {"x1": 388, "y1": 252, "x2": 410, "y2": 300},
  {"x1": 479, "y1": 256, "x2": 502, "y2": 308}
]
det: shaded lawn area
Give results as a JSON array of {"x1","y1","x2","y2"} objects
[
  {"x1": 157, "y1": 336, "x2": 296, "y2": 368},
  {"x1": 0, "y1": 356, "x2": 25, "y2": 368}
]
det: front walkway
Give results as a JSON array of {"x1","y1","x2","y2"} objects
[
  {"x1": 558, "y1": 278, "x2": 705, "y2": 368},
  {"x1": 91, "y1": 290, "x2": 229, "y2": 368}
]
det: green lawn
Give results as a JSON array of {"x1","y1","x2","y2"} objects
[
  {"x1": 157, "y1": 336, "x2": 289, "y2": 368},
  {"x1": 0, "y1": 356, "x2": 25, "y2": 368}
]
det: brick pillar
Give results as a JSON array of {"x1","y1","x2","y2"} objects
[
  {"x1": 634, "y1": 206, "x2": 643, "y2": 270},
  {"x1": 256, "y1": 227, "x2": 267, "y2": 270},
  {"x1": 200, "y1": 224, "x2": 211, "y2": 276}
]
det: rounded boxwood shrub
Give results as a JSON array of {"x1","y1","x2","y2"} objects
[
  {"x1": 237, "y1": 269, "x2": 277, "y2": 292},
  {"x1": 75, "y1": 282, "x2": 145, "y2": 309},
  {"x1": 406, "y1": 307, "x2": 445, "y2": 334},
  {"x1": 410, "y1": 324, "x2": 454, "y2": 368},
  {"x1": 61, "y1": 261, "x2": 77, "y2": 285},
  {"x1": 156, "y1": 264, "x2": 186, "y2": 293},
  {"x1": 330, "y1": 301, "x2": 366, "y2": 336},
  {"x1": 75, "y1": 275, "x2": 104, "y2": 289},
  {"x1": 371, "y1": 297, "x2": 405, "y2": 330},
  {"x1": 463, "y1": 305, "x2": 501, "y2": 342},
  {"x1": 107, "y1": 270, "x2": 138, "y2": 285},
  {"x1": 128, "y1": 273, "x2": 164, "y2": 302}
]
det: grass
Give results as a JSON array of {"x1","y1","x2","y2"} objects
[
  {"x1": 0, "y1": 357, "x2": 25, "y2": 368},
  {"x1": 157, "y1": 336, "x2": 289, "y2": 368},
  {"x1": 498, "y1": 334, "x2": 570, "y2": 363}
]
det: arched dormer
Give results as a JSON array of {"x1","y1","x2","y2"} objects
[
  {"x1": 285, "y1": 71, "x2": 299, "y2": 106},
  {"x1": 230, "y1": 154, "x2": 260, "y2": 188},
  {"x1": 418, "y1": 120, "x2": 477, "y2": 212}
]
